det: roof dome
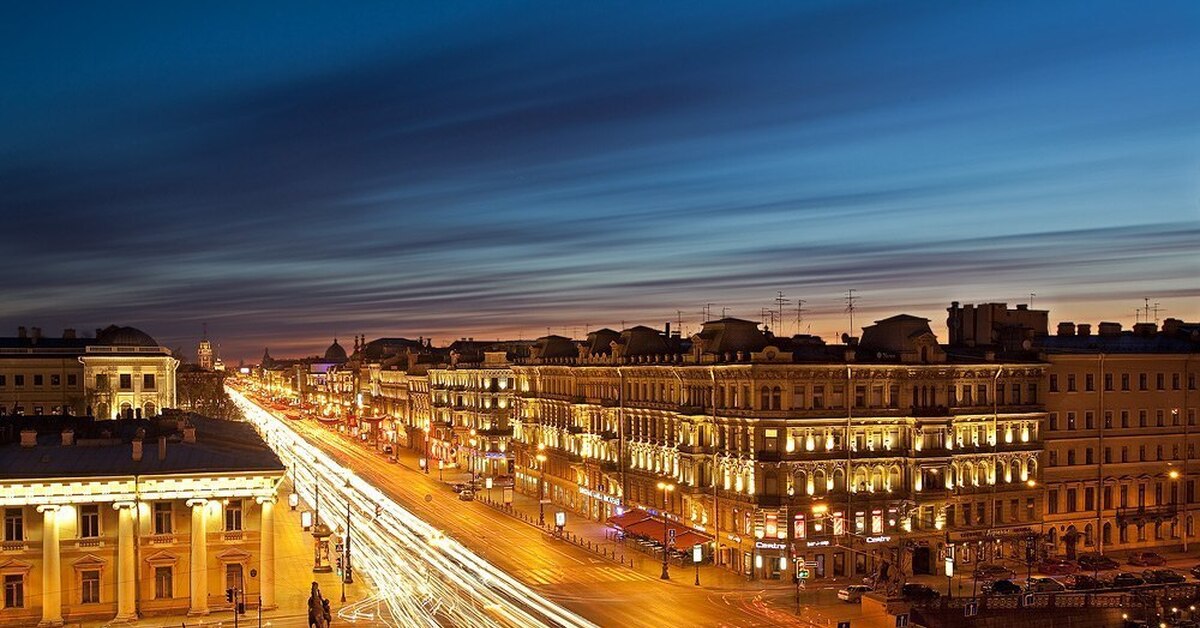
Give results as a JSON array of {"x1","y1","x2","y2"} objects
[
  {"x1": 324, "y1": 338, "x2": 347, "y2": 362},
  {"x1": 96, "y1": 325, "x2": 158, "y2": 347}
]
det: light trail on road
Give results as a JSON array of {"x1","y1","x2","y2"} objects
[{"x1": 229, "y1": 386, "x2": 598, "y2": 628}]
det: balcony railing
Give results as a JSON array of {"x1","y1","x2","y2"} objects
[{"x1": 1116, "y1": 504, "x2": 1178, "y2": 522}]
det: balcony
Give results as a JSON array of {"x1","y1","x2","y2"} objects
[
  {"x1": 566, "y1": 425, "x2": 586, "y2": 435},
  {"x1": 599, "y1": 430, "x2": 619, "y2": 441},
  {"x1": 1116, "y1": 504, "x2": 1178, "y2": 523},
  {"x1": 911, "y1": 405, "x2": 950, "y2": 418}
]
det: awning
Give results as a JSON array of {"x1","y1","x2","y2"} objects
[
  {"x1": 315, "y1": 414, "x2": 340, "y2": 424},
  {"x1": 605, "y1": 508, "x2": 652, "y2": 530},
  {"x1": 621, "y1": 517, "x2": 713, "y2": 545}
]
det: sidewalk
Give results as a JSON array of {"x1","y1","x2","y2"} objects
[{"x1": 81, "y1": 483, "x2": 378, "y2": 628}]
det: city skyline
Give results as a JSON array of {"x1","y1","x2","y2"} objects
[{"x1": 3, "y1": 1, "x2": 1198, "y2": 360}]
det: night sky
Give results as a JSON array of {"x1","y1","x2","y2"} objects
[{"x1": 2, "y1": 1, "x2": 1197, "y2": 361}]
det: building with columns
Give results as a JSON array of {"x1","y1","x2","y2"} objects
[{"x1": 0, "y1": 414, "x2": 284, "y2": 625}]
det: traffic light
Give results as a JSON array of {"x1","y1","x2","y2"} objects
[
  {"x1": 336, "y1": 556, "x2": 344, "y2": 576},
  {"x1": 226, "y1": 588, "x2": 234, "y2": 603},
  {"x1": 237, "y1": 602, "x2": 246, "y2": 615}
]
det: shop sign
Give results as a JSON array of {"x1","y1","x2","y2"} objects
[
  {"x1": 805, "y1": 540, "x2": 830, "y2": 548},
  {"x1": 578, "y1": 486, "x2": 621, "y2": 506},
  {"x1": 865, "y1": 535, "x2": 892, "y2": 544},
  {"x1": 754, "y1": 541, "x2": 787, "y2": 550}
]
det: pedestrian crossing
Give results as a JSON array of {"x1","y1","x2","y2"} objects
[{"x1": 518, "y1": 565, "x2": 645, "y2": 586}]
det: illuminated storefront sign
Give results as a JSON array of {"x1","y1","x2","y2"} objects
[
  {"x1": 578, "y1": 486, "x2": 621, "y2": 505},
  {"x1": 754, "y1": 541, "x2": 787, "y2": 551},
  {"x1": 865, "y1": 535, "x2": 892, "y2": 544},
  {"x1": 805, "y1": 539, "x2": 830, "y2": 548}
]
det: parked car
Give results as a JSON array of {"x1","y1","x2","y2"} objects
[
  {"x1": 1026, "y1": 577, "x2": 1066, "y2": 592},
  {"x1": 974, "y1": 563, "x2": 1016, "y2": 581},
  {"x1": 1129, "y1": 552, "x2": 1167, "y2": 567},
  {"x1": 1036, "y1": 557, "x2": 1078, "y2": 575},
  {"x1": 990, "y1": 579, "x2": 1022, "y2": 595},
  {"x1": 1191, "y1": 564, "x2": 1200, "y2": 580},
  {"x1": 451, "y1": 482, "x2": 469, "y2": 493},
  {"x1": 900, "y1": 583, "x2": 940, "y2": 602},
  {"x1": 837, "y1": 584, "x2": 873, "y2": 603},
  {"x1": 457, "y1": 490, "x2": 475, "y2": 501},
  {"x1": 1063, "y1": 574, "x2": 1104, "y2": 590},
  {"x1": 1078, "y1": 553, "x2": 1120, "y2": 571},
  {"x1": 1142, "y1": 569, "x2": 1185, "y2": 584},
  {"x1": 1107, "y1": 572, "x2": 1146, "y2": 588}
]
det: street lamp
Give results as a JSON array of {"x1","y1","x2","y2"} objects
[
  {"x1": 657, "y1": 481, "x2": 675, "y2": 580},
  {"x1": 469, "y1": 435, "x2": 479, "y2": 489},
  {"x1": 438, "y1": 459, "x2": 444, "y2": 482},
  {"x1": 693, "y1": 543, "x2": 703, "y2": 586},
  {"x1": 423, "y1": 426, "x2": 431, "y2": 474},
  {"x1": 536, "y1": 445, "x2": 548, "y2": 526},
  {"x1": 288, "y1": 491, "x2": 299, "y2": 511},
  {"x1": 485, "y1": 476, "x2": 494, "y2": 503}
]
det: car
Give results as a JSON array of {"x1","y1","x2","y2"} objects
[
  {"x1": 1078, "y1": 553, "x2": 1120, "y2": 571},
  {"x1": 990, "y1": 579, "x2": 1022, "y2": 595},
  {"x1": 837, "y1": 585, "x2": 873, "y2": 603},
  {"x1": 457, "y1": 490, "x2": 475, "y2": 501},
  {"x1": 1063, "y1": 574, "x2": 1104, "y2": 590},
  {"x1": 451, "y1": 482, "x2": 468, "y2": 492},
  {"x1": 974, "y1": 563, "x2": 1016, "y2": 581},
  {"x1": 900, "y1": 583, "x2": 940, "y2": 601},
  {"x1": 1036, "y1": 557, "x2": 1078, "y2": 576},
  {"x1": 1142, "y1": 569, "x2": 1185, "y2": 584},
  {"x1": 1026, "y1": 577, "x2": 1067, "y2": 592},
  {"x1": 1107, "y1": 572, "x2": 1146, "y2": 588},
  {"x1": 1191, "y1": 564, "x2": 1200, "y2": 580},
  {"x1": 1129, "y1": 552, "x2": 1166, "y2": 567}
]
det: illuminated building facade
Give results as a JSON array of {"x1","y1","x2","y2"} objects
[
  {"x1": 0, "y1": 415, "x2": 284, "y2": 625},
  {"x1": 0, "y1": 326, "x2": 177, "y2": 419},
  {"x1": 1040, "y1": 318, "x2": 1200, "y2": 556},
  {"x1": 428, "y1": 346, "x2": 525, "y2": 478}
]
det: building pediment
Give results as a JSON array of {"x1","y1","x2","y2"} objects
[
  {"x1": 71, "y1": 553, "x2": 108, "y2": 570},
  {"x1": 0, "y1": 559, "x2": 33, "y2": 574},
  {"x1": 144, "y1": 550, "x2": 179, "y2": 567},
  {"x1": 216, "y1": 547, "x2": 253, "y2": 563}
]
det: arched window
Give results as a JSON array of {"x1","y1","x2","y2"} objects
[
  {"x1": 813, "y1": 469, "x2": 826, "y2": 495},
  {"x1": 144, "y1": 402, "x2": 157, "y2": 417},
  {"x1": 771, "y1": 386, "x2": 782, "y2": 410},
  {"x1": 1102, "y1": 522, "x2": 1112, "y2": 545},
  {"x1": 1084, "y1": 523, "x2": 1093, "y2": 546},
  {"x1": 120, "y1": 402, "x2": 133, "y2": 419},
  {"x1": 833, "y1": 467, "x2": 846, "y2": 492},
  {"x1": 760, "y1": 386, "x2": 771, "y2": 410},
  {"x1": 1047, "y1": 527, "x2": 1058, "y2": 545}
]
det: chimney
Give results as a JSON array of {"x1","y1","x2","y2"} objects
[
  {"x1": 1133, "y1": 322, "x2": 1157, "y2": 336},
  {"x1": 1057, "y1": 322, "x2": 1076, "y2": 337},
  {"x1": 182, "y1": 424, "x2": 197, "y2": 443},
  {"x1": 19, "y1": 429, "x2": 36, "y2": 448},
  {"x1": 1076, "y1": 324, "x2": 1091, "y2": 337},
  {"x1": 62, "y1": 328, "x2": 76, "y2": 339},
  {"x1": 61, "y1": 429, "x2": 75, "y2": 447},
  {"x1": 664, "y1": 322, "x2": 671, "y2": 337},
  {"x1": 132, "y1": 438, "x2": 143, "y2": 462},
  {"x1": 1163, "y1": 318, "x2": 1183, "y2": 335},
  {"x1": 1098, "y1": 322, "x2": 1122, "y2": 337},
  {"x1": 17, "y1": 326, "x2": 26, "y2": 339},
  {"x1": 1016, "y1": 304, "x2": 1028, "y2": 310},
  {"x1": 157, "y1": 436, "x2": 167, "y2": 461},
  {"x1": 30, "y1": 327, "x2": 41, "y2": 343}
]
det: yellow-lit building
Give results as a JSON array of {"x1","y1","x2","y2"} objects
[
  {"x1": 0, "y1": 414, "x2": 284, "y2": 625},
  {"x1": 0, "y1": 325, "x2": 178, "y2": 419}
]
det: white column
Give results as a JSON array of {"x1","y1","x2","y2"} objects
[
  {"x1": 257, "y1": 496, "x2": 276, "y2": 610},
  {"x1": 37, "y1": 505, "x2": 63, "y2": 627},
  {"x1": 187, "y1": 499, "x2": 209, "y2": 616},
  {"x1": 113, "y1": 502, "x2": 137, "y2": 622}
]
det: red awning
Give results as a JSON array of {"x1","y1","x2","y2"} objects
[
  {"x1": 360, "y1": 415, "x2": 388, "y2": 423},
  {"x1": 605, "y1": 508, "x2": 651, "y2": 529},
  {"x1": 621, "y1": 517, "x2": 713, "y2": 545},
  {"x1": 315, "y1": 414, "x2": 340, "y2": 424}
]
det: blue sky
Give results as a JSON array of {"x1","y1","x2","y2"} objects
[{"x1": 1, "y1": 1, "x2": 1197, "y2": 360}]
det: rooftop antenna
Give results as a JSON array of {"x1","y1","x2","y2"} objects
[
  {"x1": 1029, "y1": 293, "x2": 1036, "y2": 308},
  {"x1": 702, "y1": 303, "x2": 713, "y2": 322},
  {"x1": 676, "y1": 310, "x2": 684, "y2": 336},
  {"x1": 774, "y1": 291, "x2": 790, "y2": 334},
  {"x1": 1153, "y1": 301, "x2": 1164, "y2": 324},
  {"x1": 794, "y1": 299, "x2": 807, "y2": 336},
  {"x1": 721, "y1": 306, "x2": 729, "y2": 318},
  {"x1": 845, "y1": 289, "x2": 858, "y2": 338}
]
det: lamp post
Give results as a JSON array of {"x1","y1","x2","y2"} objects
[
  {"x1": 438, "y1": 459, "x2": 444, "y2": 482},
  {"x1": 536, "y1": 444, "x2": 548, "y2": 526},
  {"x1": 657, "y1": 481, "x2": 675, "y2": 580},
  {"x1": 693, "y1": 543, "x2": 702, "y2": 586},
  {"x1": 469, "y1": 434, "x2": 479, "y2": 489},
  {"x1": 1170, "y1": 468, "x2": 1182, "y2": 550},
  {"x1": 486, "y1": 476, "x2": 494, "y2": 503},
  {"x1": 423, "y1": 426, "x2": 431, "y2": 474},
  {"x1": 341, "y1": 478, "x2": 353, "y2": 603}
]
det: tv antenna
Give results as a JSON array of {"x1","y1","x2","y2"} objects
[
  {"x1": 1028, "y1": 293, "x2": 1036, "y2": 308},
  {"x1": 845, "y1": 289, "x2": 858, "y2": 337},
  {"x1": 794, "y1": 299, "x2": 807, "y2": 336},
  {"x1": 774, "y1": 291, "x2": 790, "y2": 334}
]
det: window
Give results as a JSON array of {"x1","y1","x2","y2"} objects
[
  {"x1": 854, "y1": 386, "x2": 866, "y2": 408},
  {"x1": 1086, "y1": 448, "x2": 1094, "y2": 465},
  {"x1": 1067, "y1": 449, "x2": 1076, "y2": 466},
  {"x1": 1067, "y1": 412, "x2": 1076, "y2": 430},
  {"x1": 994, "y1": 501, "x2": 1003, "y2": 524},
  {"x1": 1049, "y1": 375, "x2": 1059, "y2": 392},
  {"x1": 1067, "y1": 374, "x2": 1077, "y2": 392},
  {"x1": 154, "y1": 567, "x2": 172, "y2": 599},
  {"x1": 1139, "y1": 445, "x2": 1146, "y2": 461},
  {"x1": 1104, "y1": 411, "x2": 1113, "y2": 429},
  {"x1": 0, "y1": 375, "x2": 5, "y2": 386},
  {"x1": 1121, "y1": 411, "x2": 1129, "y2": 428},
  {"x1": 1066, "y1": 488, "x2": 1077, "y2": 512},
  {"x1": 225, "y1": 500, "x2": 243, "y2": 531},
  {"x1": 1085, "y1": 411, "x2": 1095, "y2": 430},
  {"x1": 143, "y1": 374, "x2": 156, "y2": 390},
  {"x1": 1173, "y1": 374, "x2": 1181, "y2": 390},
  {"x1": 1120, "y1": 485, "x2": 1129, "y2": 507},
  {"x1": 1104, "y1": 373, "x2": 1113, "y2": 391},
  {"x1": 1105, "y1": 447, "x2": 1112, "y2": 464},
  {"x1": 1157, "y1": 373, "x2": 1165, "y2": 390},
  {"x1": 34, "y1": 375, "x2": 44, "y2": 386},
  {"x1": 1049, "y1": 451, "x2": 1058, "y2": 466},
  {"x1": 1049, "y1": 413, "x2": 1058, "y2": 431},
  {"x1": 1026, "y1": 498, "x2": 1035, "y2": 520},
  {"x1": 1084, "y1": 374, "x2": 1094, "y2": 392},
  {"x1": 1085, "y1": 487, "x2": 1095, "y2": 511},
  {"x1": 1027, "y1": 383, "x2": 1037, "y2": 403},
  {"x1": 66, "y1": 374, "x2": 76, "y2": 387},
  {"x1": 81, "y1": 570, "x2": 100, "y2": 604},
  {"x1": 1121, "y1": 374, "x2": 1130, "y2": 391},
  {"x1": 1157, "y1": 410, "x2": 1165, "y2": 427},
  {"x1": 3, "y1": 508, "x2": 22, "y2": 541},
  {"x1": 153, "y1": 503, "x2": 172, "y2": 535},
  {"x1": 812, "y1": 386, "x2": 825, "y2": 410},
  {"x1": 13, "y1": 375, "x2": 23, "y2": 387},
  {"x1": 1139, "y1": 410, "x2": 1147, "y2": 427},
  {"x1": 1139, "y1": 373, "x2": 1148, "y2": 391},
  {"x1": 95, "y1": 374, "x2": 108, "y2": 389},
  {"x1": 1121, "y1": 446, "x2": 1129, "y2": 463},
  {"x1": 3, "y1": 574, "x2": 23, "y2": 608},
  {"x1": 1048, "y1": 490, "x2": 1058, "y2": 515},
  {"x1": 119, "y1": 374, "x2": 132, "y2": 390},
  {"x1": 1011, "y1": 385, "x2": 1020, "y2": 404},
  {"x1": 977, "y1": 385, "x2": 988, "y2": 405},
  {"x1": 1104, "y1": 486, "x2": 1113, "y2": 509},
  {"x1": 80, "y1": 505, "x2": 99, "y2": 538}
]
